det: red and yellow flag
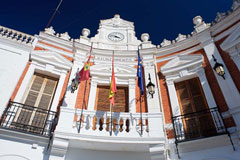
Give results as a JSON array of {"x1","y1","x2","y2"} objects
[
  {"x1": 109, "y1": 53, "x2": 117, "y2": 105},
  {"x1": 78, "y1": 44, "x2": 93, "y2": 81}
]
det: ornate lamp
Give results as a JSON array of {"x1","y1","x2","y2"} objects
[
  {"x1": 146, "y1": 73, "x2": 155, "y2": 98},
  {"x1": 212, "y1": 55, "x2": 225, "y2": 79},
  {"x1": 71, "y1": 69, "x2": 80, "y2": 93}
]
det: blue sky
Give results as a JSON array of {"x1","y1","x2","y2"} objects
[{"x1": 0, "y1": 0, "x2": 232, "y2": 45}]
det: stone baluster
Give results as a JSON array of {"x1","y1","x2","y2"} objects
[
  {"x1": 83, "y1": 114, "x2": 89, "y2": 130},
  {"x1": 95, "y1": 116, "x2": 100, "y2": 131},
  {"x1": 122, "y1": 117, "x2": 127, "y2": 133},
  {"x1": 142, "y1": 117, "x2": 147, "y2": 133},
  {"x1": 102, "y1": 114, "x2": 107, "y2": 131},
  {"x1": 89, "y1": 115, "x2": 94, "y2": 131},
  {"x1": 115, "y1": 117, "x2": 120, "y2": 133}
]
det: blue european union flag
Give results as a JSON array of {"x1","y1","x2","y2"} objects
[{"x1": 137, "y1": 49, "x2": 144, "y2": 95}]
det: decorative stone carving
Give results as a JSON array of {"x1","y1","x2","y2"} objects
[
  {"x1": 60, "y1": 32, "x2": 70, "y2": 41},
  {"x1": 175, "y1": 33, "x2": 186, "y2": 42},
  {"x1": 44, "y1": 26, "x2": 55, "y2": 35},
  {"x1": 141, "y1": 33, "x2": 150, "y2": 42},
  {"x1": 160, "y1": 39, "x2": 171, "y2": 47},
  {"x1": 165, "y1": 80, "x2": 174, "y2": 85},
  {"x1": 193, "y1": 16, "x2": 203, "y2": 26},
  {"x1": 82, "y1": 28, "x2": 90, "y2": 38},
  {"x1": 232, "y1": 0, "x2": 240, "y2": 10},
  {"x1": 112, "y1": 14, "x2": 121, "y2": 26},
  {"x1": 193, "y1": 16, "x2": 210, "y2": 33},
  {"x1": 215, "y1": 12, "x2": 226, "y2": 22}
]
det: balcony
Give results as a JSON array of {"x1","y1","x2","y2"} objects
[
  {"x1": 172, "y1": 107, "x2": 227, "y2": 143},
  {"x1": 0, "y1": 101, "x2": 57, "y2": 137},
  {"x1": 74, "y1": 109, "x2": 152, "y2": 137}
]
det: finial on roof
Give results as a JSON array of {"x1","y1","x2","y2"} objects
[
  {"x1": 114, "y1": 14, "x2": 120, "y2": 18},
  {"x1": 232, "y1": 0, "x2": 240, "y2": 10},
  {"x1": 141, "y1": 33, "x2": 150, "y2": 42},
  {"x1": 193, "y1": 16, "x2": 210, "y2": 33},
  {"x1": 44, "y1": 26, "x2": 55, "y2": 35},
  {"x1": 82, "y1": 28, "x2": 90, "y2": 38}
]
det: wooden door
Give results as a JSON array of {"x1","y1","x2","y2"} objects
[
  {"x1": 175, "y1": 78, "x2": 216, "y2": 139},
  {"x1": 95, "y1": 86, "x2": 128, "y2": 131},
  {"x1": 14, "y1": 73, "x2": 58, "y2": 133}
]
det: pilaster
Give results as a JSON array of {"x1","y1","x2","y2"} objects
[
  {"x1": 197, "y1": 30, "x2": 240, "y2": 110},
  {"x1": 87, "y1": 78, "x2": 98, "y2": 111},
  {"x1": 51, "y1": 71, "x2": 67, "y2": 111},
  {"x1": 49, "y1": 137, "x2": 69, "y2": 160},
  {"x1": 128, "y1": 79, "x2": 136, "y2": 113},
  {"x1": 165, "y1": 79, "x2": 181, "y2": 117},
  {"x1": 228, "y1": 47, "x2": 240, "y2": 71},
  {"x1": 197, "y1": 30, "x2": 240, "y2": 132},
  {"x1": 197, "y1": 68, "x2": 217, "y2": 108},
  {"x1": 14, "y1": 62, "x2": 36, "y2": 103},
  {"x1": 143, "y1": 60, "x2": 161, "y2": 113}
]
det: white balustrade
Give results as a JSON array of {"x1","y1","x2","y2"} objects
[
  {"x1": 75, "y1": 110, "x2": 152, "y2": 137},
  {"x1": 0, "y1": 25, "x2": 34, "y2": 45}
]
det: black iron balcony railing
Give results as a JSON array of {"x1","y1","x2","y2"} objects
[
  {"x1": 172, "y1": 107, "x2": 227, "y2": 143},
  {"x1": 0, "y1": 101, "x2": 57, "y2": 137}
]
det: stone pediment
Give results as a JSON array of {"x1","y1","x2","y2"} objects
[
  {"x1": 160, "y1": 55, "x2": 203, "y2": 76},
  {"x1": 220, "y1": 25, "x2": 240, "y2": 51},
  {"x1": 31, "y1": 50, "x2": 72, "y2": 70},
  {"x1": 100, "y1": 14, "x2": 134, "y2": 28},
  {"x1": 90, "y1": 63, "x2": 136, "y2": 78}
]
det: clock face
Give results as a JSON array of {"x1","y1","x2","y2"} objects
[{"x1": 108, "y1": 32, "x2": 124, "y2": 42}]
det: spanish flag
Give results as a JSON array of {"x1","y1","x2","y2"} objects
[
  {"x1": 78, "y1": 61, "x2": 90, "y2": 81},
  {"x1": 78, "y1": 44, "x2": 93, "y2": 81},
  {"x1": 109, "y1": 53, "x2": 117, "y2": 105}
]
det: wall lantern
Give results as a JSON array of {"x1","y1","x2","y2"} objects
[
  {"x1": 146, "y1": 73, "x2": 155, "y2": 98},
  {"x1": 71, "y1": 70, "x2": 80, "y2": 93},
  {"x1": 212, "y1": 55, "x2": 225, "y2": 80}
]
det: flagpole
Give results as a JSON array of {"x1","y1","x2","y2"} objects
[
  {"x1": 138, "y1": 45, "x2": 143, "y2": 136},
  {"x1": 140, "y1": 90, "x2": 143, "y2": 136},
  {"x1": 110, "y1": 103, "x2": 113, "y2": 136},
  {"x1": 78, "y1": 42, "x2": 93, "y2": 133},
  {"x1": 78, "y1": 80, "x2": 88, "y2": 133},
  {"x1": 46, "y1": 0, "x2": 63, "y2": 28}
]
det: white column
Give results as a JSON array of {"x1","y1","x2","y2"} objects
[
  {"x1": 198, "y1": 32, "x2": 240, "y2": 110},
  {"x1": 166, "y1": 79, "x2": 181, "y2": 116},
  {"x1": 143, "y1": 61, "x2": 164, "y2": 137},
  {"x1": 51, "y1": 71, "x2": 67, "y2": 112},
  {"x1": 228, "y1": 47, "x2": 240, "y2": 71},
  {"x1": 56, "y1": 62, "x2": 82, "y2": 134},
  {"x1": 143, "y1": 63, "x2": 161, "y2": 113},
  {"x1": 197, "y1": 68, "x2": 225, "y2": 133},
  {"x1": 198, "y1": 32, "x2": 240, "y2": 133},
  {"x1": 62, "y1": 62, "x2": 83, "y2": 109},
  {"x1": 128, "y1": 79, "x2": 136, "y2": 113},
  {"x1": 14, "y1": 62, "x2": 36, "y2": 103},
  {"x1": 197, "y1": 68, "x2": 217, "y2": 108},
  {"x1": 87, "y1": 78, "x2": 98, "y2": 111}
]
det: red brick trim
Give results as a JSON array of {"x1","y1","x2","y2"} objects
[
  {"x1": 10, "y1": 61, "x2": 30, "y2": 101},
  {"x1": 215, "y1": 38, "x2": 240, "y2": 93}
]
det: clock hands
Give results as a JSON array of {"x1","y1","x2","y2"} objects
[
  {"x1": 114, "y1": 35, "x2": 120, "y2": 38},
  {"x1": 110, "y1": 35, "x2": 120, "y2": 39},
  {"x1": 108, "y1": 32, "x2": 124, "y2": 41}
]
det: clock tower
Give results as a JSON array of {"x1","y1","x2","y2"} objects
[{"x1": 91, "y1": 14, "x2": 141, "y2": 50}]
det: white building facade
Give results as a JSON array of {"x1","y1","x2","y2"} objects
[{"x1": 0, "y1": 1, "x2": 240, "y2": 160}]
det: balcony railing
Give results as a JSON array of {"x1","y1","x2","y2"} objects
[
  {"x1": 172, "y1": 107, "x2": 226, "y2": 143},
  {"x1": 74, "y1": 109, "x2": 151, "y2": 137},
  {"x1": 0, "y1": 101, "x2": 57, "y2": 137}
]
